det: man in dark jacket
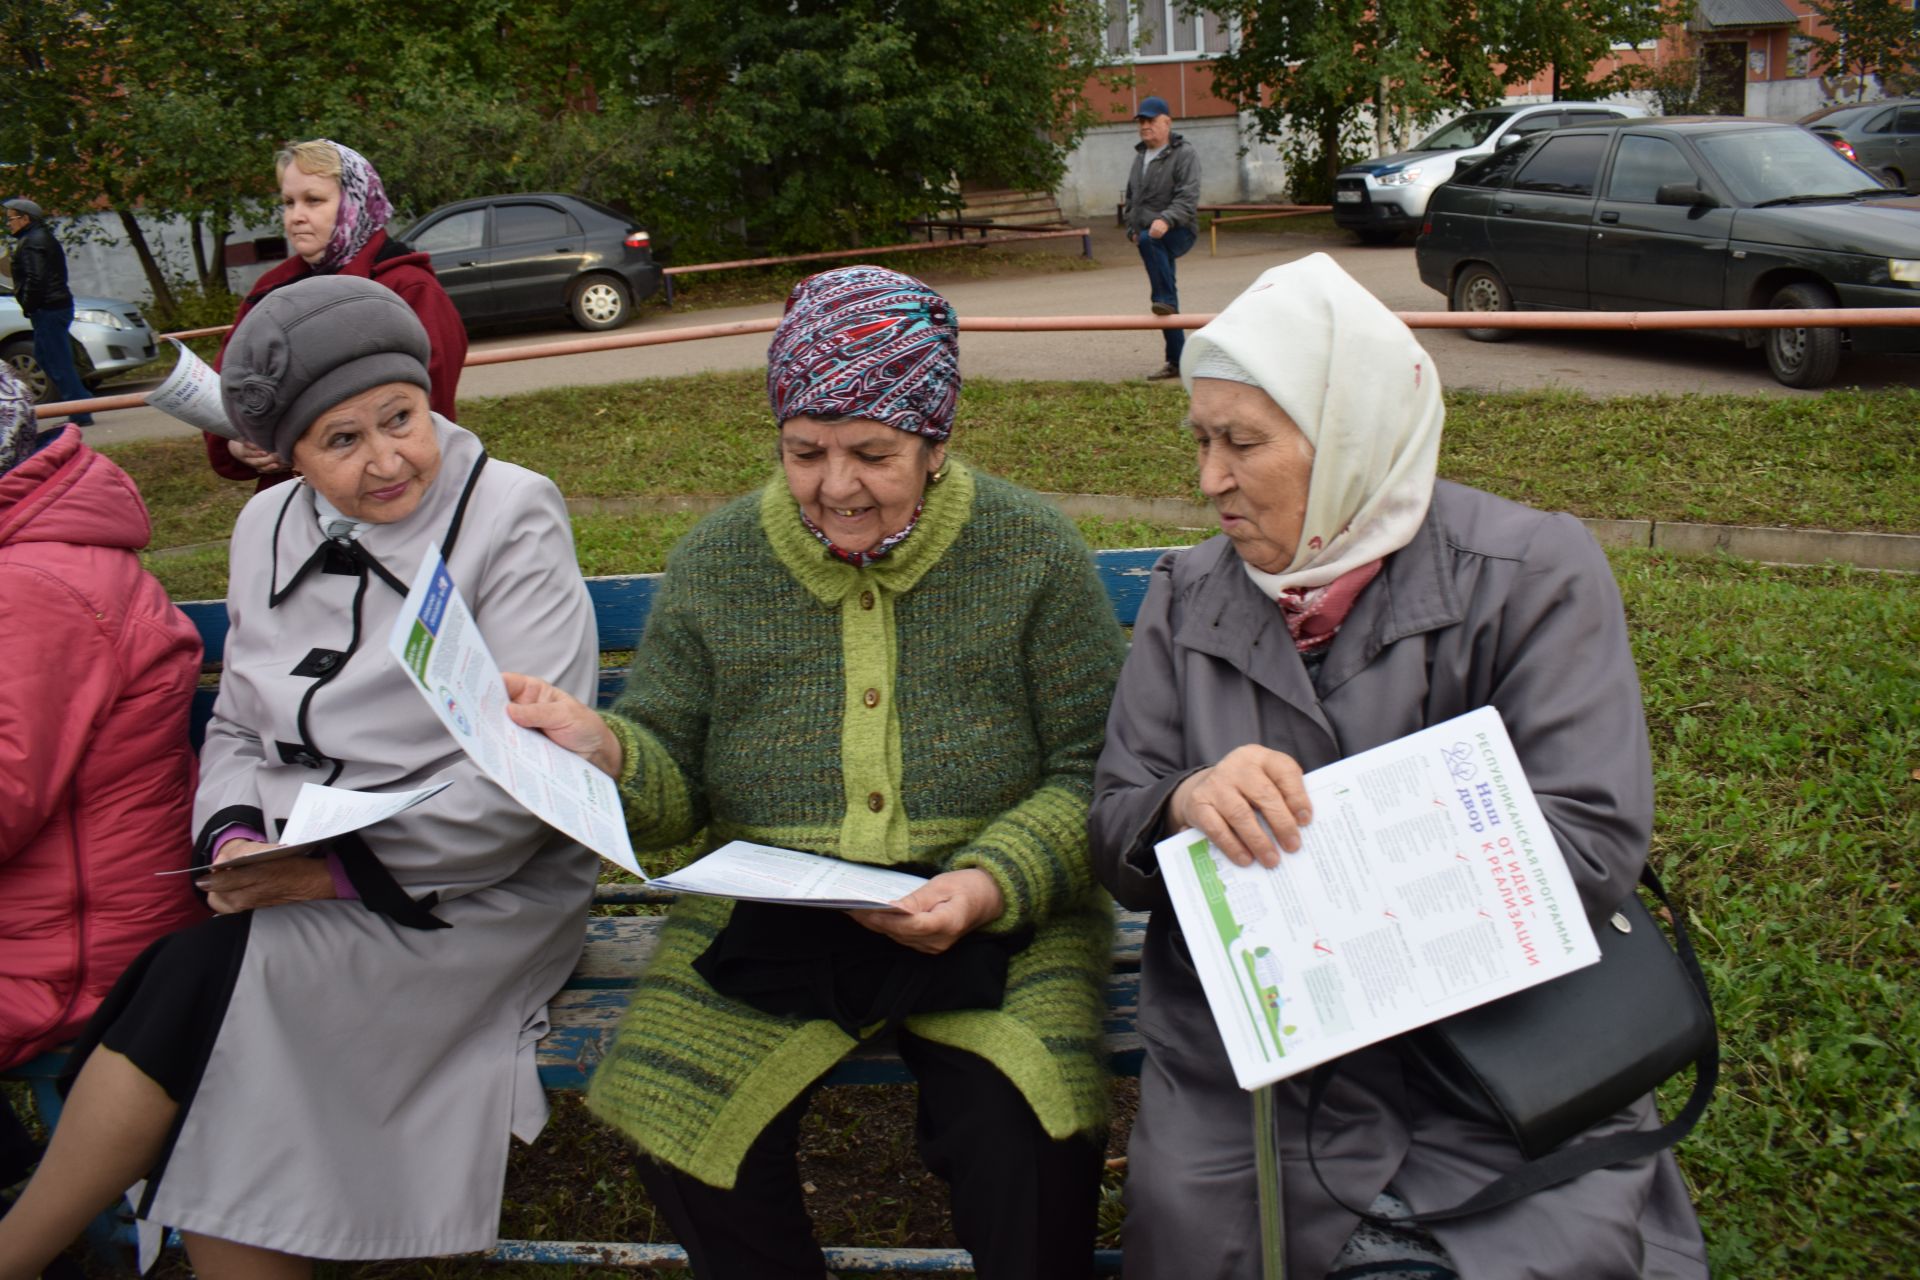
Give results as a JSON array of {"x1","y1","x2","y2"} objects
[
  {"x1": 1122, "y1": 97, "x2": 1201, "y2": 381},
  {"x1": 4, "y1": 198, "x2": 93, "y2": 427}
]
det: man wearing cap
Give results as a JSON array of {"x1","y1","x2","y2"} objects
[
  {"x1": 3, "y1": 199, "x2": 93, "y2": 427},
  {"x1": 1122, "y1": 97, "x2": 1201, "y2": 381}
]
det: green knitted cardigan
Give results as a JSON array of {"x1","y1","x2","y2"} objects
[{"x1": 584, "y1": 462, "x2": 1129, "y2": 1188}]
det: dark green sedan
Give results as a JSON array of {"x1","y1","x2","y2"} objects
[{"x1": 1414, "y1": 117, "x2": 1920, "y2": 388}]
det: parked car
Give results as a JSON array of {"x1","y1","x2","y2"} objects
[
  {"x1": 0, "y1": 278, "x2": 158, "y2": 403},
  {"x1": 1415, "y1": 117, "x2": 1920, "y2": 388},
  {"x1": 396, "y1": 193, "x2": 663, "y2": 332},
  {"x1": 1334, "y1": 100, "x2": 1649, "y2": 243},
  {"x1": 1799, "y1": 98, "x2": 1920, "y2": 193}
]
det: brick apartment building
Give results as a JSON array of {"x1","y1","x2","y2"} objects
[{"x1": 1055, "y1": 0, "x2": 1879, "y2": 216}]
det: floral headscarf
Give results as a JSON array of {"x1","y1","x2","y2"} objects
[
  {"x1": 0, "y1": 363, "x2": 38, "y2": 476},
  {"x1": 309, "y1": 140, "x2": 394, "y2": 273},
  {"x1": 767, "y1": 265, "x2": 960, "y2": 441}
]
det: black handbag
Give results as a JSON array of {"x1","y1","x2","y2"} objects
[{"x1": 1306, "y1": 867, "x2": 1718, "y2": 1224}]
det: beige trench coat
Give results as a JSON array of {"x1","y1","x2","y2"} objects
[
  {"x1": 1092, "y1": 482, "x2": 1710, "y2": 1280},
  {"x1": 138, "y1": 419, "x2": 599, "y2": 1259}
]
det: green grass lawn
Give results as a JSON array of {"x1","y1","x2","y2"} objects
[{"x1": 105, "y1": 375, "x2": 1920, "y2": 603}]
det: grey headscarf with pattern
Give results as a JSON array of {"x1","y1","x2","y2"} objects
[{"x1": 0, "y1": 363, "x2": 38, "y2": 476}]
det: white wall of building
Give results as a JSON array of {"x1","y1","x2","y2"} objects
[
  {"x1": 1057, "y1": 116, "x2": 1301, "y2": 219},
  {"x1": 10, "y1": 211, "x2": 279, "y2": 307}
]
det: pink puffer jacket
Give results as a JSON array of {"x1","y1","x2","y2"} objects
[{"x1": 0, "y1": 426, "x2": 207, "y2": 1070}]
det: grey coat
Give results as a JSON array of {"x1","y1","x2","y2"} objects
[
  {"x1": 1091, "y1": 482, "x2": 1709, "y2": 1279},
  {"x1": 1124, "y1": 134, "x2": 1200, "y2": 234},
  {"x1": 142, "y1": 418, "x2": 601, "y2": 1259}
]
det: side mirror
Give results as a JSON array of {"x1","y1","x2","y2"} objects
[{"x1": 1655, "y1": 183, "x2": 1718, "y2": 208}]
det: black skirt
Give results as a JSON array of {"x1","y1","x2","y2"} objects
[{"x1": 58, "y1": 912, "x2": 253, "y2": 1209}]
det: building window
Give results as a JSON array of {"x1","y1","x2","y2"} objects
[
  {"x1": 1788, "y1": 34, "x2": 1815, "y2": 78},
  {"x1": 1106, "y1": 1, "x2": 1233, "y2": 62}
]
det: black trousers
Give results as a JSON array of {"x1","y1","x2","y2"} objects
[{"x1": 635, "y1": 1032, "x2": 1105, "y2": 1280}]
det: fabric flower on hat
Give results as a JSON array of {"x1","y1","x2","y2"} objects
[{"x1": 766, "y1": 265, "x2": 960, "y2": 441}]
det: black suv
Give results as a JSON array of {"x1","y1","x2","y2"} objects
[
  {"x1": 399, "y1": 193, "x2": 664, "y2": 332},
  {"x1": 1415, "y1": 118, "x2": 1920, "y2": 387}
]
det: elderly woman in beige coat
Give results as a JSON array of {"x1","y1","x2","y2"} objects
[
  {"x1": 0, "y1": 275, "x2": 599, "y2": 1278},
  {"x1": 1090, "y1": 255, "x2": 1708, "y2": 1279}
]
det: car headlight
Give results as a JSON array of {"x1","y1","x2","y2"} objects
[
  {"x1": 1890, "y1": 259, "x2": 1920, "y2": 284},
  {"x1": 73, "y1": 308, "x2": 128, "y2": 330},
  {"x1": 1377, "y1": 167, "x2": 1423, "y2": 187}
]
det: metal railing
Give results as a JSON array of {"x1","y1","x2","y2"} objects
[{"x1": 31, "y1": 306, "x2": 1920, "y2": 421}]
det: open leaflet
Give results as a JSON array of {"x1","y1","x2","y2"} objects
[{"x1": 1154, "y1": 706, "x2": 1601, "y2": 1091}]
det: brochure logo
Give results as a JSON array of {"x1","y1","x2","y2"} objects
[{"x1": 1441, "y1": 741, "x2": 1477, "y2": 782}]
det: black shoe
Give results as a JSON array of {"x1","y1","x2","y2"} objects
[
  {"x1": 1150, "y1": 302, "x2": 1176, "y2": 316},
  {"x1": 1145, "y1": 362, "x2": 1180, "y2": 381}
]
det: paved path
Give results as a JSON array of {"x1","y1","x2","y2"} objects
[{"x1": 84, "y1": 224, "x2": 1918, "y2": 449}]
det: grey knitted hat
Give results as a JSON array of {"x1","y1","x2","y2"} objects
[{"x1": 220, "y1": 274, "x2": 431, "y2": 459}]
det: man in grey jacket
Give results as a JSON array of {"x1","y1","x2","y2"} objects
[
  {"x1": 4, "y1": 199, "x2": 93, "y2": 427},
  {"x1": 1122, "y1": 97, "x2": 1201, "y2": 380}
]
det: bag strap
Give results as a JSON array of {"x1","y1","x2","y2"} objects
[{"x1": 1303, "y1": 867, "x2": 1718, "y2": 1225}]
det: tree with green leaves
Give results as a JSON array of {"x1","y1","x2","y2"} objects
[
  {"x1": 1203, "y1": 1, "x2": 1671, "y2": 200},
  {"x1": 1805, "y1": 0, "x2": 1920, "y2": 99},
  {"x1": 571, "y1": 0, "x2": 1112, "y2": 253}
]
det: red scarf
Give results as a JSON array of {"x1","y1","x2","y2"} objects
[{"x1": 1274, "y1": 560, "x2": 1382, "y2": 654}]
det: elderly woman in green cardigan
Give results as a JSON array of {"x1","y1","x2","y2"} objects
[{"x1": 508, "y1": 265, "x2": 1128, "y2": 1280}]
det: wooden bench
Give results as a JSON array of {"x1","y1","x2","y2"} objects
[{"x1": 6, "y1": 547, "x2": 1169, "y2": 1273}]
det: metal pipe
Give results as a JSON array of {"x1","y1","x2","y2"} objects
[{"x1": 33, "y1": 308, "x2": 1920, "y2": 419}]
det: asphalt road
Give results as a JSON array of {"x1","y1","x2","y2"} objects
[{"x1": 84, "y1": 226, "x2": 1919, "y2": 448}]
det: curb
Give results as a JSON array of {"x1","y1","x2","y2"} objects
[
  {"x1": 148, "y1": 496, "x2": 1920, "y2": 574},
  {"x1": 557, "y1": 494, "x2": 1919, "y2": 573}
]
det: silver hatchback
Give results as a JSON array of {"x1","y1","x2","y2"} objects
[{"x1": 0, "y1": 278, "x2": 159, "y2": 402}]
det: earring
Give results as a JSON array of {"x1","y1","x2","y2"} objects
[{"x1": 929, "y1": 462, "x2": 950, "y2": 486}]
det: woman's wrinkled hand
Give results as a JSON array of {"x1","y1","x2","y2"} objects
[
  {"x1": 1168, "y1": 745, "x2": 1313, "y2": 869},
  {"x1": 226, "y1": 437, "x2": 291, "y2": 475},
  {"x1": 502, "y1": 672, "x2": 623, "y2": 778},
  {"x1": 196, "y1": 848, "x2": 336, "y2": 914},
  {"x1": 849, "y1": 869, "x2": 1006, "y2": 956}
]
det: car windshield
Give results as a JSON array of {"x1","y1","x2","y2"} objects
[
  {"x1": 1696, "y1": 127, "x2": 1887, "y2": 204},
  {"x1": 1414, "y1": 110, "x2": 1514, "y2": 151}
]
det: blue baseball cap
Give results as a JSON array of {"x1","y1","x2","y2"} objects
[{"x1": 1134, "y1": 96, "x2": 1172, "y2": 121}]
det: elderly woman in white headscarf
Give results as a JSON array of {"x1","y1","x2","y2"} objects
[{"x1": 1089, "y1": 254, "x2": 1708, "y2": 1280}]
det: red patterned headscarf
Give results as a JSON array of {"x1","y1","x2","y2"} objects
[{"x1": 766, "y1": 266, "x2": 960, "y2": 441}]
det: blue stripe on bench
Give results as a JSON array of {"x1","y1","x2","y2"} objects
[{"x1": 183, "y1": 547, "x2": 1171, "y2": 747}]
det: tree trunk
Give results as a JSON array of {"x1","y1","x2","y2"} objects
[
  {"x1": 1320, "y1": 112, "x2": 1343, "y2": 196},
  {"x1": 189, "y1": 214, "x2": 210, "y2": 289},
  {"x1": 202, "y1": 204, "x2": 232, "y2": 296},
  {"x1": 110, "y1": 204, "x2": 176, "y2": 316}
]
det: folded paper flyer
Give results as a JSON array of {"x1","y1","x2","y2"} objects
[
  {"x1": 1154, "y1": 706, "x2": 1600, "y2": 1091},
  {"x1": 387, "y1": 546, "x2": 643, "y2": 877},
  {"x1": 649, "y1": 839, "x2": 929, "y2": 910}
]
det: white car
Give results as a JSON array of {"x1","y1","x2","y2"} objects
[
  {"x1": 0, "y1": 277, "x2": 159, "y2": 402},
  {"x1": 1334, "y1": 100, "x2": 1650, "y2": 244}
]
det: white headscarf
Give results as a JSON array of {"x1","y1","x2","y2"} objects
[{"x1": 1181, "y1": 252, "x2": 1443, "y2": 594}]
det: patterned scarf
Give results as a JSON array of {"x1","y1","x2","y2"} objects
[
  {"x1": 767, "y1": 265, "x2": 960, "y2": 442},
  {"x1": 312, "y1": 140, "x2": 394, "y2": 273},
  {"x1": 1270, "y1": 560, "x2": 1382, "y2": 654},
  {"x1": 0, "y1": 363, "x2": 37, "y2": 475},
  {"x1": 768, "y1": 265, "x2": 960, "y2": 565}
]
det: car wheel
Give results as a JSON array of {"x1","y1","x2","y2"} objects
[
  {"x1": 1883, "y1": 167, "x2": 1910, "y2": 194},
  {"x1": 569, "y1": 274, "x2": 632, "y2": 332},
  {"x1": 1355, "y1": 227, "x2": 1401, "y2": 246},
  {"x1": 1763, "y1": 281, "x2": 1842, "y2": 389},
  {"x1": 2, "y1": 338, "x2": 50, "y2": 403},
  {"x1": 1450, "y1": 264, "x2": 1516, "y2": 343}
]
